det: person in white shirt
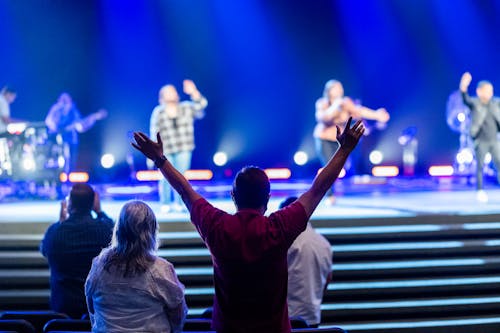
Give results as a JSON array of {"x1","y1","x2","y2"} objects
[{"x1": 280, "y1": 196, "x2": 333, "y2": 328}]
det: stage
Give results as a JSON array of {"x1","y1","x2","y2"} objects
[
  {"x1": 1, "y1": 176, "x2": 500, "y2": 224},
  {"x1": 1, "y1": 176, "x2": 500, "y2": 332}
]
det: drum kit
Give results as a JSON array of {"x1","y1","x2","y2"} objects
[{"x1": 0, "y1": 121, "x2": 67, "y2": 182}]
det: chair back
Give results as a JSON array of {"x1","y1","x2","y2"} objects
[
  {"x1": 0, "y1": 319, "x2": 36, "y2": 333},
  {"x1": 43, "y1": 319, "x2": 91, "y2": 333},
  {"x1": 292, "y1": 327, "x2": 347, "y2": 333},
  {"x1": 0, "y1": 311, "x2": 69, "y2": 333},
  {"x1": 182, "y1": 318, "x2": 212, "y2": 331}
]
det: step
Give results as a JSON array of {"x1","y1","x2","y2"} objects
[
  {"x1": 321, "y1": 295, "x2": 500, "y2": 322},
  {"x1": 335, "y1": 314, "x2": 500, "y2": 333}
]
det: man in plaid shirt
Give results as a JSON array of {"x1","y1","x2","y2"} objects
[{"x1": 150, "y1": 80, "x2": 207, "y2": 212}]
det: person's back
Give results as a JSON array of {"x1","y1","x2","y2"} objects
[
  {"x1": 85, "y1": 201, "x2": 187, "y2": 333},
  {"x1": 86, "y1": 250, "x2": 184, "y2": 333},
  {"x1": 287, "y1": 224, "x2": 332, "y2": 326},
  {"x1": 40, "y1": 184, "x2": 114, "y2": 318},
  {"x1": 192, "y1": 196, "x2": 307, "y2": 333},
  {"x1": 131, "y1": 117, "x2": 365, "y2": 333},
  {"x1": 279, "y1": 197, "x2": 332, "y2": 327}
]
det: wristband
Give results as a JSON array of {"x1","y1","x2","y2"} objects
[{"x1": 154, "y1": 155, "x2": 167, "y2": 168}]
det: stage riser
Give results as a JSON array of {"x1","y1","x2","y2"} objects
[{"x1": 0, "y1": 214, "x2": 500, "y2": 331}]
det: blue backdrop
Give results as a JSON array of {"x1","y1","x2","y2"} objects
[{"x1": 1, "y1": 0, "x2": 499, "y2": 180}]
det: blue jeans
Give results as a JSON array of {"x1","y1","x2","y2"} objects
[
  {"x1": 159, "y1": 151, "x2": 192, "y2": 205},
  {"x1": 315, "y1": 138, "x2": 340, "y2": 196}
]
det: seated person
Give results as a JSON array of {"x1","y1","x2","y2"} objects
[
  {"x1": 85, "y1": 200, "x2": 187, "y2": 333},
  {"x1": 280, "y1": 196, "x2": 333, "y2": 328},
  {"x1": 40, "y1": 183, "x2": 114, "y2": 318}
]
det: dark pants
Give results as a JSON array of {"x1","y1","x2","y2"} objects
[
  {"x1": 474, "y1": 139, "x2": 500, "y2": 190},
  {"x1": 315, "y1": 138, "x2": 340, "y2": 196}
]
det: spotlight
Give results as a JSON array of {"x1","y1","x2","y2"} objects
[
  {"x1": 429, "y1": 165, "x2": 454, "y2": 177},
  {"x1": 456, "y1": 148, "x2": 473, "y2": 165},
  {"x1": 213, "y1": 152, "x2": 228, "y2": 166},
  {"x1": 101, "y1": 154, "x2": 115, "y2": 169},
  {"x1": 372, "y1": 166, "x2": 399, "y2": 177},
  {"x1": 369, "y1": 150, "x2": 383, "y2": 165},
  {"x1": 293, "y1": 151, "x2": 308, "y2": 166},
  {"x1": 457, "y1": 112, "x2": 466, "y2": 123},
  {"x1": 484, "y1": 153, "x2": 492, "y2": 164},
  {"x1": 22, "y1": 157, "x2": 36, "y2": 171},
  {"x1": 58, "y1": 156, "x2": 65, "y2": 168}
]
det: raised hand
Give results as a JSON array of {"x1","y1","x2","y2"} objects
[
  {"x1": 131, "y1": 132, "x2": 164, "y2": 161},
  {"x1": 376, "y1": 108, "x2": 390, "y2": 123},
  {"x1": 460, "y1": 72, "x2": 472, "y2": 92},
  {"x1": 336, "y1": 117, "x2": 365, "y2": 152},
  {"x1": 183, "y1": 79, "x2": 198, "y2": 96}
]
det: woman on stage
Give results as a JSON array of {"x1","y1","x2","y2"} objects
[{"x1": 314, "y1": 79, "x2": 390, "y2": 204}]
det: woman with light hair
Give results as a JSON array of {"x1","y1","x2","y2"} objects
[
  {"x1": 85, "y1": 201, "x2": 187, "y2": 333},
  {"x1": 314, "y1": 79, "x2": 390, "y2": 205}
]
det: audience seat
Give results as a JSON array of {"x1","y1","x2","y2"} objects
[
  {"x1": 183, "y1": 318, "x2": 212, "y2": 331},
  {"x1": 292, "y1": 327, "x2": 347, "y2": 333},
  {"x1": 0, "y1": 319, "x2": 36, "y2": 333},
  {"x1": 0, "y1": 311, "x2": 69, "y2": 333},
  {"x1": 43, "y1": 319, "x2": 91, "y2": 333}
]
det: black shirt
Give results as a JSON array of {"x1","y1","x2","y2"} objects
[{"x1": 40, "y1": 211, "x2": 114, "y2": 318}]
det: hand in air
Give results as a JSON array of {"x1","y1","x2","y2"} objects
[
  {"x1": 131, "y1": 132, "x2": 164, "y2": 161},
  {"x1": 336, "y1": 117, "x2": 365, "y2": 152},
  {"x1": 460, "y1": 72, "x2": 472, "y2": 91},
  {"x1": 376, "y1": 108, "x2": 390, "y2": 123},
  {"x1": 183, "y1": 80, "x2": 198, "y2": 95}
]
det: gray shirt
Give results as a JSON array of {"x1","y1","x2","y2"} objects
[
  {"x1": 85, "y1": 250, "x2": 187, "y2": 333},
  {"x1": 462, "y1": 92, "x2": 500, "y2": 141}
]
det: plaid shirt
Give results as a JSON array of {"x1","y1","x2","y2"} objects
[{"x1": 150, "y1": 96, "x2": 207, "y2": 154}]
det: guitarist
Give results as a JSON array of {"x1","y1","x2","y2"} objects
[{"x1": 45, "y1": 92, "x2": 106, "y2": 173}]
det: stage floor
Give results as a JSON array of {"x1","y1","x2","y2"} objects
[{"x1": 2, "y1": 176, "x2": 500, "y2": 224}]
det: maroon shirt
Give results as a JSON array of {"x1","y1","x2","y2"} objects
[{"x1": 191, "y1": 198, "x2": 308, "y2": 333}]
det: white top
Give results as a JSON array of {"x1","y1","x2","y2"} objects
[
  {"x1": 85, "y1": 250, "x2": 187, "y2": 333},
  {"x1": 287, "y1": 223, "x2": 332, "y2": 326},
  {"x1": 0, "y1": 94, "x2": 10, "y2": 133}
]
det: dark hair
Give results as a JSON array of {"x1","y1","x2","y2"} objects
[
  {"x1": 104, "y1": 201, "x2": 158, "y2": 277},
  {"x1": 477, "y1": 80, "x2": 492, "y2": 89},
  {"x1": 1, "y1": 85, "x2": 16, "y2": 94},
  {"x1": 69, "y1": 183, "x2": 94, "y2": 214},
  {"x1": 279, "y1": 196, "x2": 298, "y2": 209},
  {"x1": 232, "y1": 166, "x2": 270, "y2": 209}
]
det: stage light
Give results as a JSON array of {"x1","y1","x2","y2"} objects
[
  {"x1": 484, "y1": 153, "x2": 492, "y2": 164},
  {"x1": 457, "y1": 112, "x2": 466, "y2": 123},
  {"x1": 184, "y1": 169, "x2": 213, "y2": 180},
  {"x1": 68, "y1": 172, "x2": 89, "y2": 183},
  {"x1": 264, "y1": 168, "x2": 291, "y2": 180},
  {"x1": 101, "y1": 153, "x2": 115, "y2": 169},
  {"x1": 22, "y1": 157, "x2": 36, "y2": 171},
  {"x1": 293, "y1": 151, "x2": 308, "y2": 166},
  {"x1": 136, "y1": 170, "x2": 161, "y2": 181},
  {"x1": 456, "y1": 148, "x2": 473, "y2": 164},
  {"x1": 369, "y1": 150, "x2": 384, "y2": 165},
  {"x1": 6, "y1": 122, "x2": 26, "y2": 135},
  {"x1": 58, "y1": 156, "x2": 65, "y2": 168},
  {"x1": 429, "y1": 165, "x2": 454, "y2": 177},
  {"x1": 136, "y1": 169, "x2": 214, "y2": 181},
  {"x1": 59, "y1": 172, "x2": 68, "y2": 183},
  {"x1": 372, "y1": 166, "x2": 399, "y2": 177},
  {"x1": 213, "y1": 152, "x2": 228, "y2": 166}
]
